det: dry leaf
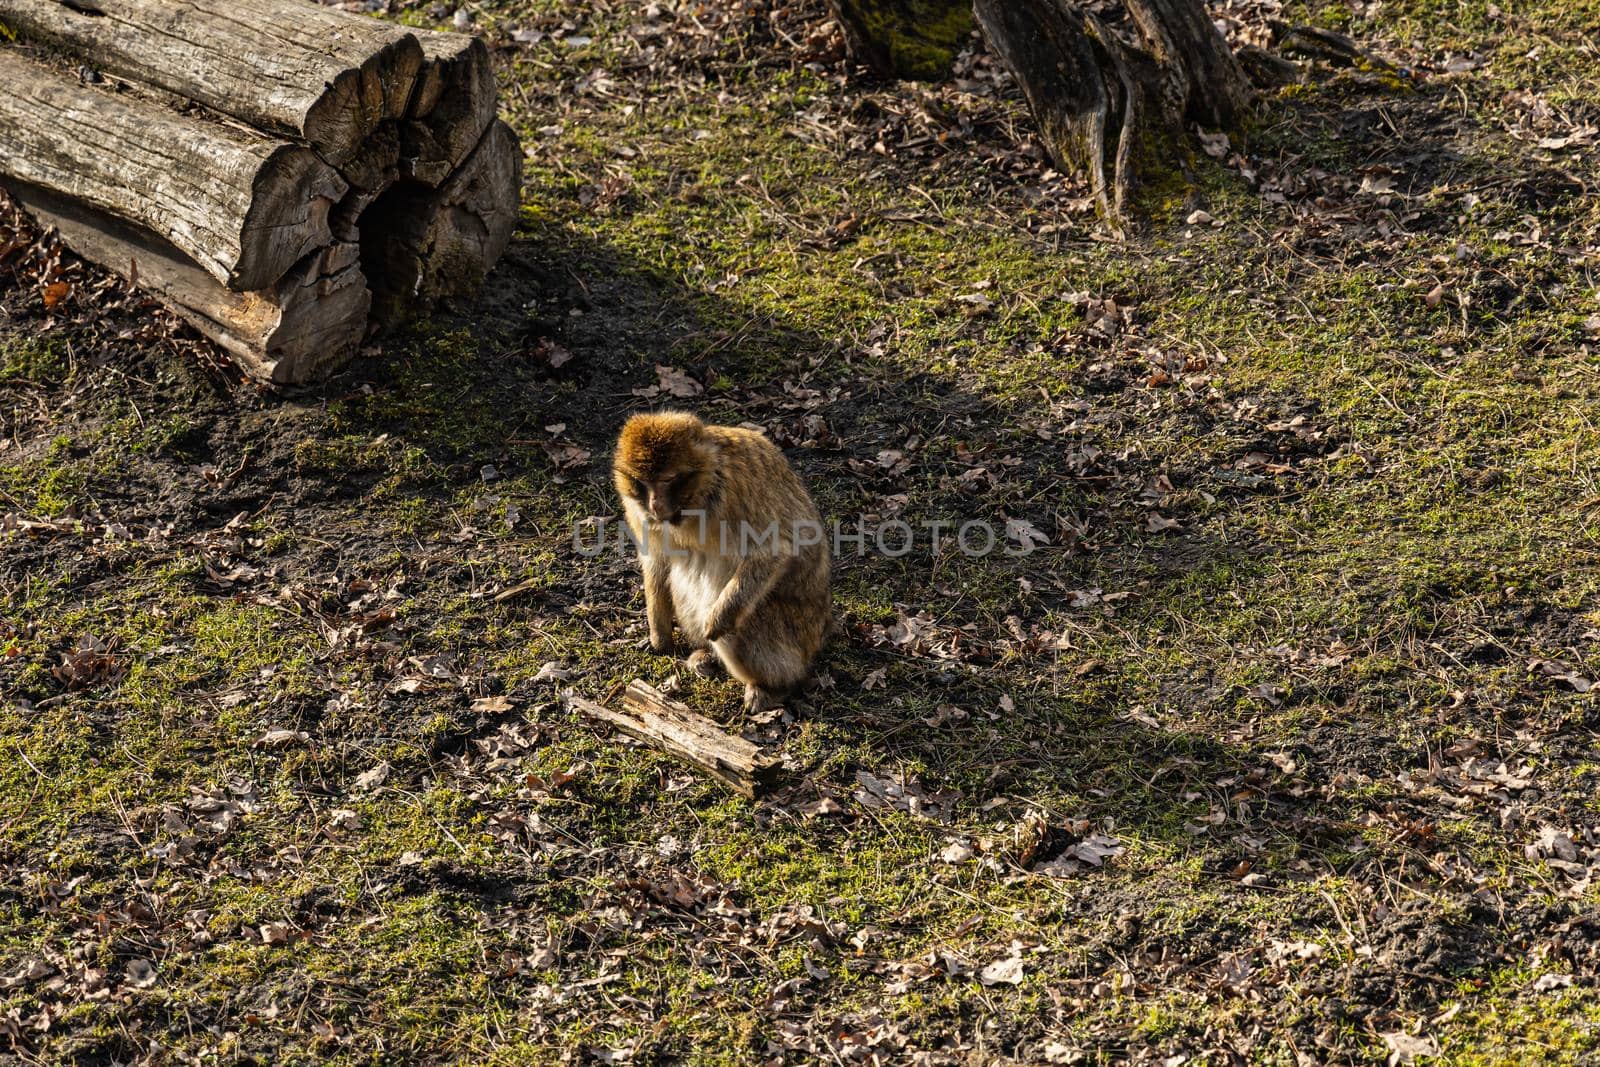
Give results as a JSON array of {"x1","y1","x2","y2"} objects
[
  {"x1": 979, "y1": 954, "x2": 1026, "y2": 986},
  {"x1": 353, "y1": 761, "x2": 391, "y2": 791}
]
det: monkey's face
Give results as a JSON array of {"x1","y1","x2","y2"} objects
[
  {"x1": 627, "y1": 473, "x2": 697, "y2": 527},
  {"x1": 614, "y1": 460, "x2": 716, "y2": 524},
  {"x1": 620, "y1": 460, "x2": 716, "y2": 524},
  {"x1": 613, "y1": 411, "x2": 716, "y2": 525}
]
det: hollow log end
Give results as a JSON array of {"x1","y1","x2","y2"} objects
[
  {"x1": 365, "y1": 120, "x2": 521, "y2": 324},
  {"x1": 403, "y1": 31, "x2": 499, "y2": 186},
  {"x1": 233, "y1": 146, "x2": 348, "y2": 292},
  {"x1": 302, "y1": 32, "x2": 425, "y2": 164}
]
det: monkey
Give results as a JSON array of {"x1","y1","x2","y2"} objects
[{"x1": 612, "y1": 411, "x2": 831, "y2": 713}]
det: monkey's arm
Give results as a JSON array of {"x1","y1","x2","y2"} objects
[
  {"x1": 628, "y1": 511, "x2": 675, "y2": 652},
  {"x1": 644, "y1": 553, "x2": 675, "y2": 652},
  {"x1": 705, "y1": 555, "x2": 790, "y2": 642}
]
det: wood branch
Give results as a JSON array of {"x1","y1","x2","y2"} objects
[
  {"x1": 364, "y1": 120, "x2": 521, "y2": 323},
  {"x1": 1270, "y1": 21, "x2": 1395, "y2": 73},
  {"x1": 1235, "y1": 44, "x2": 1302, "y2": 88},
  {"x1": 0, "y1": 50, "x2": 346, "y2": 291},
  {"x1": 0, "y1": 0, "x2": 423, "y2": 173},
  {"x1": 9, "y1": 180, "x2": 370, "y2": 383},
  {"x1": 569, "y1": 682, "x2": 781, "y2": 799}
]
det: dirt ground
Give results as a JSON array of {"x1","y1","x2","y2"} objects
[{"x1": 4, "y1": 0, "x2": 1600, "y2": 1063}]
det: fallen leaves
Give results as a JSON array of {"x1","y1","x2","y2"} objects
[
  {"x1": 1528, "y1": 658, "x2": 1593, "y2": 693},
  {"x1": 978, "y1": 951, "x2": 1026, "y2": 987},
  {"x1": 852, "y1": 770, "x2": 959, "y2": 822},
  {"x1": 1380, "y1": 1031, "x2": 1440, "y2": 1065},
  {"x1": 1033, "y1": 833, "x2": 1126, "y2": 878},
  {"x1": 538, "y1": 428, "x2": 592, "y2": 474},
  {"x1": 352, "y1": 761, "x2": 390, "y2": 791},
  {"x1": 1003, "y1": 515, "x2": 1050, "y2": 552},
  {"x1": 258, "y1": 922, "x2": 295, "y2": 946},
  {"x1": 938, "y1": 840, "x2": 975, "y2": 864},
  {"x1": 532, "y1": 661, "x2": 573, "y2": 684},
  {"x1": 255, "y1": 728, "x2": 309, "y2": 749},
  {"x1": 50, "y1": 635, "x2": 124, "y2": 690},
  {"x1": 632, "y1": 364, "x2": 703, "y2": 399},
  {"x1": 40, "y1": 279, "x2": 70, "y2": 309}
]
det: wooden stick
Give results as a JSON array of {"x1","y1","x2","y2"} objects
[{"x1": 569, "y1": 682, "x2": 780, "y2": 799}]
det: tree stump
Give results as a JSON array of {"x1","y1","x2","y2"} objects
[
  {"x1": 0, "y1": 0, "x2": 520, "y2": 384},
  {"x1": 827, "y1": 0, "x2": 1262, "y2": 227},
  {"x1": 973, "y1": 0, "x2": 1250, "y2": 224}
]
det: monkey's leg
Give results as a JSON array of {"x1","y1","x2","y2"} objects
[{"x1": 715, "y1": 615, "x2": 808, "y2": 713}]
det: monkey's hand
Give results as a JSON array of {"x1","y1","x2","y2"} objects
[
  {"x1": 648, "y1": 626, "x2": 674, "y2": 654},
  {"x1": 704, "y1": 606, "x2": 738, "y2": 644}
]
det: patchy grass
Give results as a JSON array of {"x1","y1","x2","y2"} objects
[{"x1": 4, "y1": 0, "x2": 1600, "y2": 1063}]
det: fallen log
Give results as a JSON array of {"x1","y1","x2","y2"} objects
[
  {"x1": 0, "y1": 0, "x2": 520, "y2": 383},
  {"x1": 0, "y1": 0, "x2": 422, "y2": 175},
  {"x1": 0, "y1": 50, "x2": 346, "y2": 291},
  {"x1": 0, "y1": 0, "x2": 497, "y2": 191},
  {"x1": 10, "y1": 180, "x2": 370, "y2": 384},
  {"x1": 569, "y1": 682, "x2": 782, "y2": 799}
]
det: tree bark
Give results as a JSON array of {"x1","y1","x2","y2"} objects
[
  {"x1": 405, "y1": 32, "x2": 499, "y2": 187},
  {"x1": 0, "y1": 0, "x2": 422, "y2": 173},
  {"x1": 973, "y1": 0, "x2": 1250, "y2": 223},
  {"x1": 0, "y1": 50, "x2": 346, "y2": 291}
]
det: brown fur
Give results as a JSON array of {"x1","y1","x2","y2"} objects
[{"x1": 613, "y1": 411, "x2": 831, "y2": 712}]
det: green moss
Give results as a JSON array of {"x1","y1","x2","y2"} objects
[
  {"x1": 833, "y1": 0, "x2": 973, "y2": 79},
  {"x1": 1, "y1": 335, "x2": 68, "y2": 382}
]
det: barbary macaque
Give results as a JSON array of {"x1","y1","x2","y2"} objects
[{"x1": 612, "y1": 411, "x2": 831, "y2": 712}]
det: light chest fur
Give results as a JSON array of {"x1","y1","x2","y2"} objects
[
  {"x1": 623, "y1": 499, "x2": 739, "y2": 642},
  {"x1": 667, "y1": 550, "x2": 735, "y2": 642}
]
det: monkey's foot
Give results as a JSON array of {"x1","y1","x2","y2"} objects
[
  {"x1": 686, "y1": 648, "x2": 721, "y2": 678},
  {"x1": 743, "y1": 683, "x2": 785, "y2": 714}
]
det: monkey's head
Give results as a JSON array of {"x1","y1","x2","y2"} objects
[{"x1": 613, "y1": 411, "x2": 718, "y2": 524}]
